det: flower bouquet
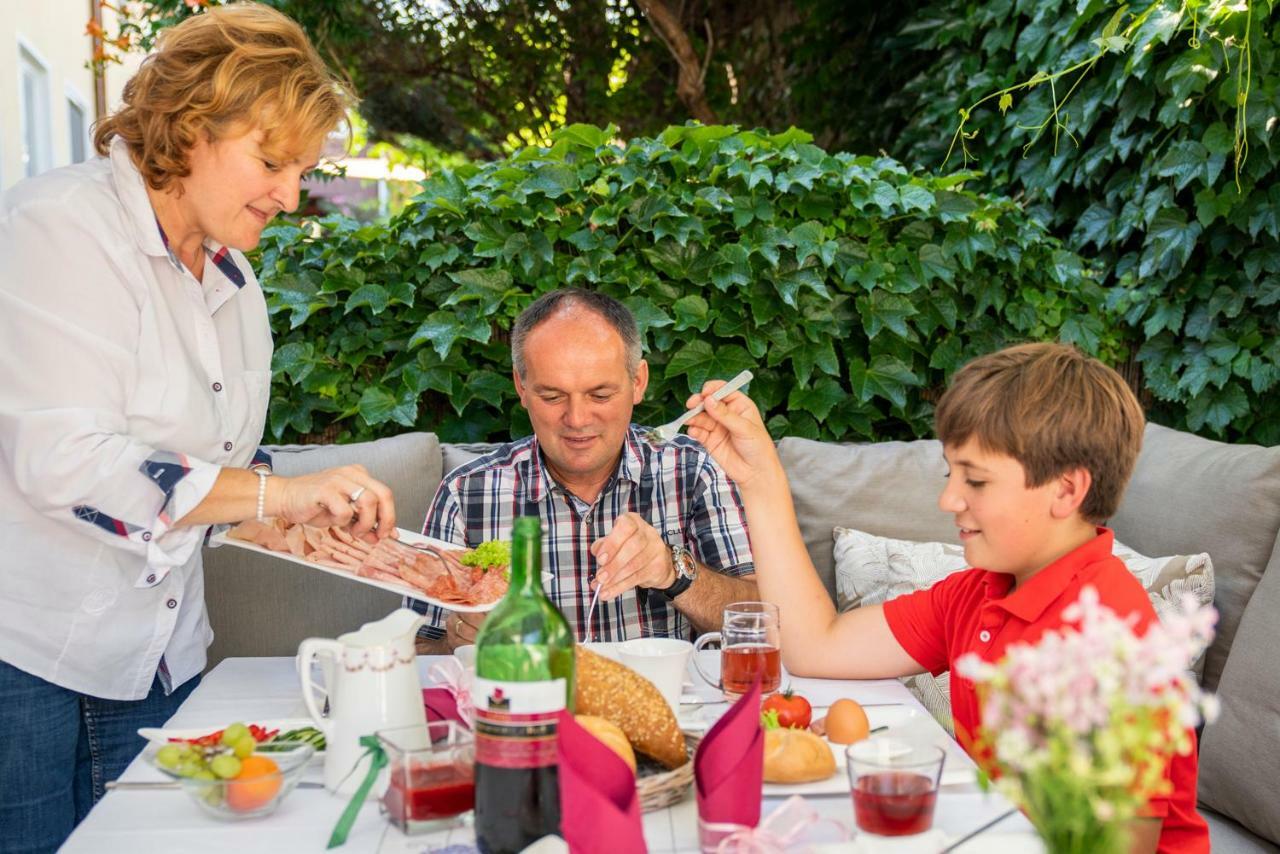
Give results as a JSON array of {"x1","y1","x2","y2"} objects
[{"x1": 956, "y1": 586, "x2": 1218, "y2": 854}]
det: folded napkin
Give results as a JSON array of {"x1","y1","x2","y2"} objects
[
  {"x1": 555, "y1": 711, "x2": 647, "y2": 854},
  {"x1": 695, "y1": 679, "x2": 763, "y2": 848},
  {"x1": 422, "y1": 659, "x2": 472, "y2": 729}
]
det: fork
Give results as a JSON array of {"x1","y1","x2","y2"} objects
[{"x1": 645, "y1": 369, "x2": 754, "y2": 445}]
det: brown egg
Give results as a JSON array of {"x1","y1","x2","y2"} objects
[{"x1": 823, "y1": 698, "x2": 870, "y2": 745}]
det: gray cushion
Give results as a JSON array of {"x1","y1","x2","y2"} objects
[
  {"x1": 776, "y1": 437, "x2": 956, "y2": 600},
  {"x1": 441, "y1": 442, "x2": 503, "y2": 481},
  {"x1": 1197, "y1": 533, "x2": 1280, "y2": 845},
  {"x1": 1204, "y1": 808, "x2": 1280, "y2": 853},
  {"x1": 203, "y1": 432, "x2": 442, "y2": 666},
  {"x1": 1110, "y1": 423, "x2": 1280, "y2": 691}
]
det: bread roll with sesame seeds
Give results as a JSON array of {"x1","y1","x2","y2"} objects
[{"x1": 574, "y1": 646, "x2": 688, "y2": 769}]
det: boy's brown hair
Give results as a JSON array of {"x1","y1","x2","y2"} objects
[{"x1": 934, "y1": 342, "x2": 1145, "y2": 523}]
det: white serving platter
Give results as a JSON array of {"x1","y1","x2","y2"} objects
[{"x1": 210, "y1": 527, "x2": 542, "y2": 613}]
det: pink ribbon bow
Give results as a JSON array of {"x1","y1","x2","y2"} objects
[
  {"x1": 426, "y1": 658, "x2": 474, "y2": 726},
  {"x1": 710, "y1": 796, "x2": 850, "y2": 853}
]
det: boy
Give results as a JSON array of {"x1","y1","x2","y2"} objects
[{"x1": 685, "y1": 342, "x2": 1208, "y2": 854}]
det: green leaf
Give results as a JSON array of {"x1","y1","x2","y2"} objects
[
  {"x1": 358, "y1": 385, "x2": 418, "y2": 428},
  {"x1": 1059, "y1": 314, "x2": 1104, "y2": 354},
  {"x1": 345, "y1": 284, "x2": 390, "y2": 315},
  {"x1": 857, "y1": 291, "x2": 919, "y2": 340},
  {"x1": 444, "y1": 268, "x2": 514, "y2": 311},
  {"x1": 1202, "y1": 122, "x2": 1234, "y2": 155},
  {"x1": 553, "y1": 124, "x2": 609, "y2": 149},
  {"x1": 664, "y1": 341, "x2": 756, "y2": 392},
  {"x1": 918, "y1": 244, "x2": 956, "y2": 285},
  {"x1": 623, "y1": 297, "x2": 675, "y2": 341},
  {"x1": 898, "y1": 184, "x2": 936, "y2": 213},
  {"x1": 1141, "y1": 209, "x2": 1202, "y2": 279},
  {"x1": 524, "y1": 163, "x2": 580, "y2": 197},
  {"x1": 1143, "y1": 301, "x2": 1185, "y2": 337},
  {"x1": 1186, "y1": 384, "x2": 1250, "y2": 434},
  {"x1": 1072, "y1": 203, "x2": 1114, "y2": 248},
  {"x1": 672, "y1": 295, "x2": 711, "y2": 332},
  {"x1": 789, "y1": 221, "x2": 826, "y2": 266},
  {"x1": 848, "y1": 355, "x2": 920, "y2": 409},
  {"x1": 787, "y1": 377, "x2": 846, "y2": 421},
  {"x1": 1154, "y1": 141, "x2": 1210, "y2": 191}
]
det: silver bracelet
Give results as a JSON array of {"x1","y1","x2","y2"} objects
[{"x1": 255, "y1": 469, "x2": 271, "y2": 522}]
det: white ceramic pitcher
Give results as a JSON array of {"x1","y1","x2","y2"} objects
[{"x1": 299, "y1": 608, "x2": 428, "y2": 794}]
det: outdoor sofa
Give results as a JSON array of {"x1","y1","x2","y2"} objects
[{"x1": 203, "y1": 423, "x2": 1280, "y2": 851}]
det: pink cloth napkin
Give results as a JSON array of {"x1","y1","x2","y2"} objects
[
  {"x1": 695, "y1": 678, "x2": 763, "y2": 840},
  {"x1": 422, "y1": 687, "x2": 467, "y2": 727},
  {"x1": 556, "y1": 710, "x2": 647, "y2": 854}
]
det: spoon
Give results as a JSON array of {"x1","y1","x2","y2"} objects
[{"x1": 645, "y1": 369, "x2": 754, "y2": 445}]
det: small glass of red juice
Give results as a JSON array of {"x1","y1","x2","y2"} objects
[
  {"x1": 692, "y1": 601, "x2": 782, "y2": 700},
  {"x1": 846, "y1": 740, "x2": 945, "y2": 838},
  {"x1": 378, "y1": 721, "x2": 475, "y2": 835}
]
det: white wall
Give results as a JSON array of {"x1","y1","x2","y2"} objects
[{"x1": 0, "y1": 1, "x2": 143, "y2": 192}]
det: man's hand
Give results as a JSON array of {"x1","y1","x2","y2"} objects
[
  {"x1": 589, "y1": 512, "x2": 676, "y2": 601},
  {"x1": 446, "y1": 610, "x2": 487, "y2": 650}
]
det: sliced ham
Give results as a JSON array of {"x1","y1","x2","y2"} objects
[{"x1": 225, "y1": 518, "x2": 508, "y2": 606}]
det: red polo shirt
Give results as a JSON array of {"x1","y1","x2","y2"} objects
[{"x1": 883, "y1": 528, "x2": 1209, "y2": 854}]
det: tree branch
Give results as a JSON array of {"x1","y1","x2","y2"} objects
[{"x1": 636, "y1": 0, "x2": 719, "y2": 124}]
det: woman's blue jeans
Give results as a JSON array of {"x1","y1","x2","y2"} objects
[{"x1": 0, "y1": 660, "x2": 199, "y2": 854}]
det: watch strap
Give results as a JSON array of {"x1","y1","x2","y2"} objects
[{"x1": 659, "y1": 544, "x2": 695, "y2": 600}]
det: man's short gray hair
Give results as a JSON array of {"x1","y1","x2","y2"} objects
[{"x1": 510, "y1": 289, "x2": 642, "y2": 379}]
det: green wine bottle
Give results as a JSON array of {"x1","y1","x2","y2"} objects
[{"x1": 472, "y1": 516, "x2": 575, "y2": 854}]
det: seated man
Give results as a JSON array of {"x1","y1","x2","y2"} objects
[{"x1": 412, "y1": 288, "x2": 757, "y2": 652}]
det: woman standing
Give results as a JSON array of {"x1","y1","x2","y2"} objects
[{"x1": 0, "y1": 6, "x2": 393, "y2": 851}]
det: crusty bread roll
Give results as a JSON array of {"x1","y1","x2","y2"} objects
[
  {"x1": 576, "y1": 715, "x2": 637, "y2": 772},
  {"x1": 574, "y1": 646, "x2": 688, "y2": 769},
  {"x1": 762, "y1": 727, "x2": 836, "y2": 783}
]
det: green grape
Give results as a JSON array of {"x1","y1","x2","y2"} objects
[
  {"x1": 209, "y1": 754, "x2": 242, "y2": 780},
  {"x1": 176, "y1": 761, "x2": 203, "y2": 779},
  {"x1": 220, "y1": 723, "x2": 250, "y2": 747},
  {"x1": 233, "y1": 734, "x2": 255, "y2": 759},
  {"x1": 202, "y1": 785, "x2": 225, "y2": 807},
  {"x1": 193, "y1": 769, "x2": 217, "y2": 781},
  {"x1": 155, "y1": 745, "x2": 182, "y2": 769}
]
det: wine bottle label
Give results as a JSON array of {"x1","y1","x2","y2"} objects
[{"x1": 472, "y1": 677, "x2": 567, "y2": 769}]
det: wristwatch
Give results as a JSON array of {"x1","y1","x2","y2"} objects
[{"x1": 659, "y1": 543, "x2": 697, "y2": 600}]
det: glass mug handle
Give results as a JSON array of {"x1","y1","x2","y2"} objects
[{"x1": 691, "y1": 631, "x2": 723, "y2": 691}]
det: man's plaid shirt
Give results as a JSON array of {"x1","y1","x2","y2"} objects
[{"x1": 412, "y1": 425, "x2": 754, "y2": 642}]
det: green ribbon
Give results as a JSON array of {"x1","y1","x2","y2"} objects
[{"x1": 326, "y1": 735, "x2": 388, "y2": 849}]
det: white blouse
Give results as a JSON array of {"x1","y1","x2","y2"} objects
[{"x1": 0, "y1": 138, "x2": 273, "y2": 700}]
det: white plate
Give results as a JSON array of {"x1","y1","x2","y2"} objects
[
  {"x1": 761, "y1": 706, "x2": 976, "y2": 796},
  {"x1": 210, "y1": 527, "x2": 548, "y2": 613},
  {"x1": 137, "y1": 718, "x2": 324, "y2": 755}
]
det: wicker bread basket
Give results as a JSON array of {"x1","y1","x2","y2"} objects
[{"x1": 636, "y1": 732, "x2": 700, "y2": 812}]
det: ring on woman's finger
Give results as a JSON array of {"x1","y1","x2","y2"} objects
[{"x1": 349, "y1": 486, "x2": 366, "y2": 503}]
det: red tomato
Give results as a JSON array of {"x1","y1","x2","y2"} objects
[{"x1": 762, "y1": 690, "x2": 811, "y2": 729}]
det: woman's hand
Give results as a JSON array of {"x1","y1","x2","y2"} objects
[
  {"x1": 683, "y1": 381, "x2": 783, "y2": 492},
  {"x1": 270, "y1": 464, "x2": 396, "y2": 541}
]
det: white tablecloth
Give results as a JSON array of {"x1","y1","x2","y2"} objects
[{"x1": 62, "y1": 655, "x2": 1040, "y2": 853}]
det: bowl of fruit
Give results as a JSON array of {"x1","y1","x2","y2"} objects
[{"x1": 148, "y1": 722, "x2": 315, "y2": 820}]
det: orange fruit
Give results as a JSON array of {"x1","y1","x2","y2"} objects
[
  {"x1": 226, "y1": 754, "x2": 282, "y2": 812},
  {"x1": 823, "y1": 698, "x2": 870, "y2": 745}
]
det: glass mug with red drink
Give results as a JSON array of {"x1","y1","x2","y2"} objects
[
  {"x1": 379, "y1": 721, "x2": 475, "y2": 834},
  {"x1": 846, "y1": 740, "x2": 945, "y2": 839},
  {"x1": 691, "y1": 601, "x2": 782, "y2": 700}
]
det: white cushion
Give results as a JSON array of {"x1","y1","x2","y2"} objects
[{"x1": 832, "y1": 526, "x2": 1216, "y2": 732}]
